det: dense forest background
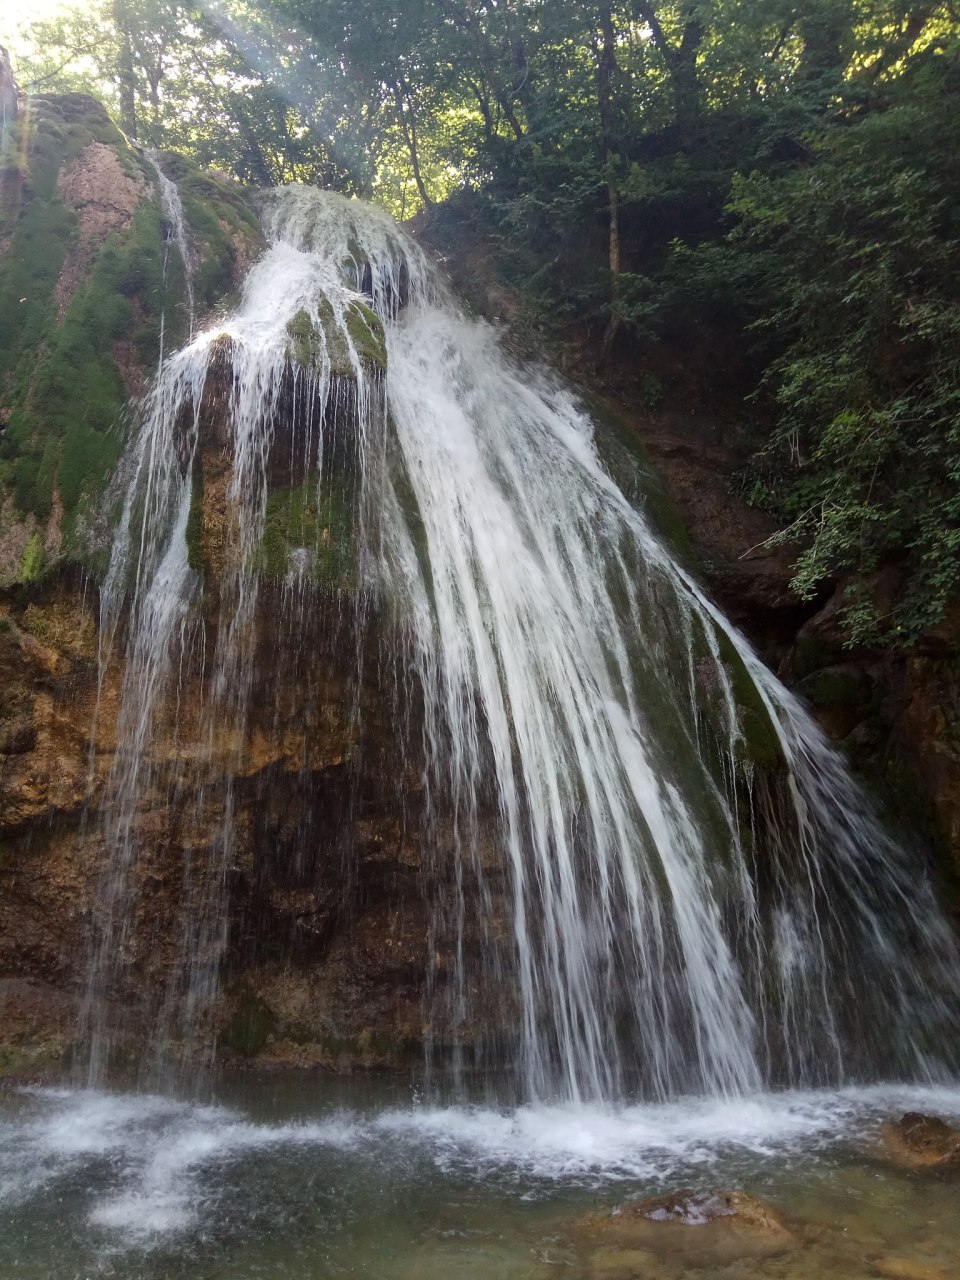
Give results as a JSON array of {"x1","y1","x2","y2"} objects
[{"x1": 5, "y1": 0, "x2": 960, "y2": 646}]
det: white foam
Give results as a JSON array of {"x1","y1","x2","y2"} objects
[
  {"x1": 4, "y1": 1083, "x2": 960, "y2": 1247},
  {"x1": 0, "y1": 1089, "x2": 360, "y2": 1245},
  {"x1": 370, "y1": 1083, "x2": 960, "y2": 1179}
]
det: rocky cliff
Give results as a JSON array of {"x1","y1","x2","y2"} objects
[
  {"x1": 0, "y1": 576, "x2": 489, "y2": 1075},
  {"x1": 0, "y1": 83, "x2": 262, "y2": 589}
]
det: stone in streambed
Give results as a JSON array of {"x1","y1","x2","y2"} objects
[
  {"x1": 576, "y1": 1188, "x2": 797, "y2": 1270},
  {"x1": 878, "y1": 1113, "x2": 960, "y2": 1170},
  {"x1": 873, "y1": 1259, "x2": 951, "y2": 1280},
  {"x1": 585, "y1": 1245, "x2": 661, "y2": 1279}
]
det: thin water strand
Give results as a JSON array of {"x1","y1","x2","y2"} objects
[{"x1": 145, "y1": 150, "x2": 196, "y2": 345}]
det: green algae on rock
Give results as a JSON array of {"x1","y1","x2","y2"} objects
[
  {"x1": 284, "y1": 297, "x2": 386, "y2": 378},
  {"x1": 256, "y1": 476, "x2": 356, "y2": 588}
]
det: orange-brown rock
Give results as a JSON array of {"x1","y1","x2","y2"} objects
[
  {"x1": 873, "y1": 1258, "x2": 951, "y2": 1280},
  {"x1": 879, "y1": 1113, "x2": 960, "y2": 1171},
  {"x1": 577, "y1": 1188, "x2": 797, "y2": 1270},
  {"x1": 55, "y1": 141, "x2": 146, "y2": 317}
]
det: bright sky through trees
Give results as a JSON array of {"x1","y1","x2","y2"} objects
[{"x1": 0, "y1": 0, "x2": 78, "y2": 46}]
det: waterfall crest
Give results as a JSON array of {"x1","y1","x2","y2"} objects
[{"x1": 85, "y1": 184, "x2": 960, "y2": 1100}]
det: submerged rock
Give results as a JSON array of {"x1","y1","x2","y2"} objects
[
  {"x1": 874, "y1": 1259, "x2": 951, "y2": 1280},
  {"x1": 577, "y1": 1188, "x2": 797, "y2": 1270},
  {"x1": 586, "y1": 1245, "x2": 660, "y2": 1279},
  {"x1": 879, "y1": 1113, "x2": 960, "y2": 1170}
]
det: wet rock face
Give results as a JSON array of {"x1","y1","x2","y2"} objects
[
  {"x1": 780, "y1": 587, "x2": 960, "y2": 896},
  {"x1": 175, "y1": 332, "x2": 378, "y2": 501},
  {"x1": 638, "y1": 420, "x2": 807, "y2": 640},
  {"x1": 0, "y1": 979, "x2": 75, "y2": 1074},
  {"x1": 0, "y1": 577, "x2": 508, "y2": 1076},
  {"x1": 880, "y1": 1112, "x2": 960, "y2": 1170}
]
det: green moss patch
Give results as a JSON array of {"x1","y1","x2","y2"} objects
[
  {"x1": 285, "y1": 307, "x2": 324, "y2": 372},
  {"x1": 185, "y1": 462, "x2": 205, "y2": 574},
  {"x1": 285, "y1": 299, "x2": 386, "y2": 379},
  {"x1": 18, "y1": 533, "x2": 46, "y2": 584},
  {"x1": 256, "y1": 475, "x2": 355, "y2": 588},
  {"x1": 168, "y1": 155, "x2": 265, "y2": 313},
  {"x1": 346, "y1": 300, "x2": 387, "y2": 370},
  {"x1": 219, "y1": 986, "x2": 277, "y2": 1057}
]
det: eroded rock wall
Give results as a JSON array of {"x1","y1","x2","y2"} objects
[{"x1": 0, "y1": 576, "x2": 504, "y2": 1076}]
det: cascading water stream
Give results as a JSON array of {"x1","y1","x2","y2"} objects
[
  {"x1": 83, "y1": 184, "x2": 960, "y2": 1100},
  {"x1": 145, "y1": 151, "x2": 196, "y2": 352},
  {"x1": 380, "y1": 300, "x2": 960, "y2": 1100}
]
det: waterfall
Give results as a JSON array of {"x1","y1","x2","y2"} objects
[{"x1": 84, "y1": 184, "x2": 960, "y2": 1100}]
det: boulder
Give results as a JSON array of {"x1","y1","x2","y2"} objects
[
  {"x1": 577, "y1": 1188, "x2": 797, "y2": 1269},
  {"x1": 879, "y1": 1113, "x2": 960, "y2": 1170}
]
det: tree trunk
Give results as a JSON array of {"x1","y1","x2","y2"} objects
[
  {"x1": 596, "y1": 2, "x2": 622, "y2": 365},
  {"x1": 634, "y1": 0, "x2": 704, "y2": 130},
  {"x1": 797, "y1": 0, "x2": 854, "y2": 83},
  {"x1": 391, "y1": 81, "x2": 432, "y2": 209},
  {"x1": 113, "y1": 1, "x2": 138, "y2": 140}
]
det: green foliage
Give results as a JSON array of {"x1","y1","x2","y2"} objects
[
  {"x1": 726, "y1": 50, "x2": 960, "y2": 643},
  {"x1": 4, "y1": 0, "x2": 960, "y2": 645}
]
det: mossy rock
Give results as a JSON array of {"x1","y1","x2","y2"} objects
[
  {"x1": 18, "y1": 534, "x2": 46, "y2": 585},
  {"x1": 694, "y1": 623, "x2": 784, "y2": 771},
  {"x1": 219, "y1": 986, "x2": 277, "y2": 1057},
  {"x1": 347, "y1": 299, "x2": 387, "y2": 369},
  {"x1": 161, "y1": 151, "x2": 265, "y2": 313},
  {"x1": 33, "y1": 93, "x2": 123, "y2": 144},
  {"x1": 730, "y1": 681, "x2": 783, "y2": 772},
  {"x1": 588, "y1": 392, "x2": 699, "y2": 572},
  {"x1": 285, "y1": 298, "x2": 386, "y2": 379},
  {"x1": 19, "y1": 596, "x2": 97, "y2": 660},
  {"x1": 254, "y1": 475, "x2": 355, "y2": 588},
  {"x1": 0, "y1": 98, "x2": 164, "y2": 564},
  {"x1": 795, "y1": 664, "x2": 869, "y2": 710},
  {"x1": 285, "y1": 307, "x2": 324, "y2": 371},
  {"x1": 185, "y1": 462, "x2": 206, "y2": 575}
]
